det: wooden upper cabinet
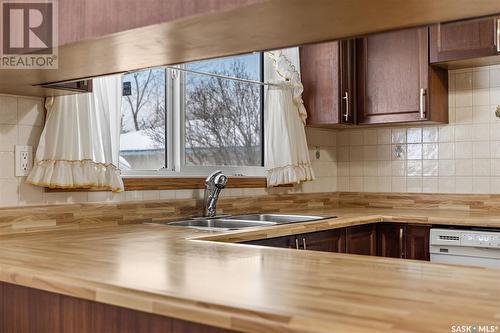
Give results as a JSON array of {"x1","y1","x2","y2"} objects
[
  {"x1": 357, "y1": 27, "x2": 448, "y2": 125},
  {"x1": 300, "y1": 40, "x2": 356, "y2": 127},
  {"x1": 430, "y1": 16, "x2": 500, "y2": 63}
]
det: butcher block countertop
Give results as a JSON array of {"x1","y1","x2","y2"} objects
[{"x1": 1, "y1": 207, "x2": 500, "y2": 333}]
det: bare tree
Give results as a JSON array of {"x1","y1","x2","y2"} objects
[
  {"x1": 123, "y1": 69, "x2": 165, "y2": 132},
  {"x1": 184, "y1": 60, "x2": 261, "y2": 166},
  {"x1": 144, "y1": 100, "x2": 166, "y2": 148},
  {"x1": 142, "y1": 60, "x2": 261, "y2": 166}
]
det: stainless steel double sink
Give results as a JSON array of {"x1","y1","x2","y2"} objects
[{"x1": 162, "y1": 214, "x2": 334, "y2": 231}]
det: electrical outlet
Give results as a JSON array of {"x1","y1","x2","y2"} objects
[
  {"x1": 15, "y1": 145, "x2": 33, "y2": 177},
  {"x1": 315, "y1": 146, "x2": 321, "y2": 160}
]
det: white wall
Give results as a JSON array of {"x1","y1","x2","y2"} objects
[
  {"x1": 0, "y1": 95, "x2": 337, "y2": 207},
  {"x1": 336, "y1": 66, "x2": 500, "y2": 194},
  {"x1": 0, "y1": 95, "x2": 45, "y2": 206}
]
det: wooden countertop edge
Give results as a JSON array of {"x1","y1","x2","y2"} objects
[
  {"x1": 192, "y1": 212, "x2": 500, "y2": 243},
  {"x1": 2, "y1": 210, "x2": 500, "y2": 333},
  {"x1": 192, "y1": 215, "x2": 383, "y2": 242},
  {"x1": 0, "y1": 265, "x2": 298, "y2": 333}
]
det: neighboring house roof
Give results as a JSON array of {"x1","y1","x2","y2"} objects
[
  {"x1": 119, "y1": 156, "x2": 131, "y2": 170},
  {"x1": 120, "y1": 130, "x2": 159, "y2": 152}
]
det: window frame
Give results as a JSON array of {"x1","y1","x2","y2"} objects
[{"x1": 120, "y1": 52, "x2": 266, "y2": 178}]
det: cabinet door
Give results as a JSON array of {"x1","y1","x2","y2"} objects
[
  {"x1": 405, "y1": 224, "x2": 431, "y2": 261},
  {"x1": 339, "y1": 40, "x2": 357, "y2": 124},
  {"x1": 357, "y1": 27, "x2": 430, "y2": 124},
  {"x1": 244, "y1": 235, "x2": 296, "y2": 249},
  {"x1": 300, "y1": 41, "x2": 340, "y2": 125},
  {"x1": 345, "y1": 224, "x2": 377, "y2": 256},
  {"x1": 300, "y1": 40, "x2": 356, "y2": 126},
  {"x1": 430, "y1": 16, "x2": 499, "y2": 63},
  {"x1": 301, "y1": 229, "x2": 346, "y2": 253},
  {"x1": 377, "y1": 223, "x2": 406, "y2": 259}
]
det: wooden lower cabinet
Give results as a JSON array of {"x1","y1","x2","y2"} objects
[
  {"x1": 245, "y1": 234, "x2": 296, "y2": 248},
  {"x1": 377, "y1": 223, "x2": 406, "y2": 259},
  {"x1": 377, "y1": 223, "x2": 431, "y2": 261},
  {"x1": 405, "y1": 224, "x2": 432, "y2": 261},
  {"x1": 245, "y1": 229, "x2": 346, "y2": 252},
  {"x1": 244, "y1": 223, "x2": 430, "y2": 261},
  {"x1": 0, "y1": 282, "x2": 236, "y2": 333},
  {"x1": 345, "y1": 224, "x2": 377, "y2": 256},
  {"x1": 302, "y1": 229, "x2": 346, "y2": 252}
]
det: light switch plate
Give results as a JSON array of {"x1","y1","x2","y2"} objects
[{"x1": 15, "y1": 145, "x2": 33, "y2": 177}]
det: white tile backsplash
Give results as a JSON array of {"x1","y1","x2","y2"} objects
[
  {"x1": 337, "y1": 65, "x2": 500, "y2": 194},
  {"x1": 407, "y1": 128, "x2": 422, "y2": 143},
  {"x1": 473, "y1": 88, "x2": 490, "y2": 106},
  {"x1": 455, "y1": 159, "x2": 473, "y2": 176},
  {"x1": 3, "y1": 66, "x2": 500, "y2": 205},
  {"x1": 456, "y1": 177, "x2": 473, "y2": 193},
  {"x1": 455, "y1": 106, "x2": 472, "y2": 124},
  {"x1": 0, "y1": 96, "x2": 18, "y2": 125},
  {"x1": 18, "y1": 98, "x2": 44, "y2": 126},
  {"x1": 473, "y1": 69, "x2": 490, "y2": 89},
  {"x1": 0, "y1": 95, "x2": 341, "y2": 208},
  {"x1": 456, "y1": 90, "x2": 473, "y2": 107},
  {"x1": 363, "y1": 129, "x2": 378, "y2": 145},
  {"x1": 391, "y1": 128, "x2": 407, "y2": 144},
  {"x1": 391, "y1": 177, "x2": 407, "y2": 192},
  {"x1": 423, "y1": 160, "x2": 439, "y2": 176},
  {"x1": 455, "y1": 142, "x2": 473, "y2": 159},
  {"x1": 473, "y1": 105, "x2": 490, "y2": 123},
  {"x1": 377, "y1": 128, "x2": 391, "y2": 144},
  {"x1": 422, "y1": 127, "x2": 439, "y2": 143},
  {"x1": 422, "y1": 143, "x2": 438, "y2": 159},
  {"x1": 0, "y1": 152, "x2": 15, "y2": 179},
  {"x1": 407, "y1": 177, "x2": 423, "y2": 193},
  {"x1": 456, "y1": 72, "x2": 472, "y2": 90},
  {"x1": 423, "y1": 177, "x2": 439, "y2": 193}
]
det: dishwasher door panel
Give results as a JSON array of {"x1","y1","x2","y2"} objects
[{"x1": 430, "y1": 253, "x2": 500, "y2": 268}]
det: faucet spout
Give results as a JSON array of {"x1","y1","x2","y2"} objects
[{"x1": 203, "y1": 171, "x2": 228, "y2": 217}]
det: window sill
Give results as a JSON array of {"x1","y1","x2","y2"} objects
[{"x1": 44, "y1": 176, "x2": 291, "y2": 192}]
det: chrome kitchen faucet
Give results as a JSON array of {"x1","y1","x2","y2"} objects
[{"x1": 203, "y1": 170, "x2": 228, "y2": 217}]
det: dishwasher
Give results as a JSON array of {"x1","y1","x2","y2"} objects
[{"x1": 430, "y1": 228, "x2": 500, "y2": 268}]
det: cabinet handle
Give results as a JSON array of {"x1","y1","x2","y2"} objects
[
  {"x1": 342, "y1": 91, "x2": 349, "y2": 122},
  {"x1": 399, "y1": 227, "x2": 404, "y2": 259},
  {"x1": 302, "y1": 238, "x2": 307, "y2": 250},
  {"x1": 497, "y1": 19, "x2": 500, "y2": 52},
  {"x1": 419, "y1": 88, "x2": 426, "y2": 119},
  {"x1": 295, "y1": 238, "x2": 299, "y2": 250}
]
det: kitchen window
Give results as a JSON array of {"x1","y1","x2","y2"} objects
[{"x1": 119, "y1": 53, "x2": 264, "y2": 177}]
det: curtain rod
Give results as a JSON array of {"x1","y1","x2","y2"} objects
[{"x1": 165, "y1": 66, "x2": 280, "y2": 86}]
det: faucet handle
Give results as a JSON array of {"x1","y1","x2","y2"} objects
[
  {"x1": 214, "y1": 174, "x2": 228, "y2": 188},
  {"x1": 205, "y1": 170, "x2": 223, "y2": 184}
]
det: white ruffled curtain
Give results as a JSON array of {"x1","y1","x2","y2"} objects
[
  {"x1": 27, "y1": 75, "x2": 124, "y2": 192},
  {"x1": 264, "y1": 47, "x2": 315, "y2": 186}
]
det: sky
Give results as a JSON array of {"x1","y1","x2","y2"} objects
[
  {"x1": 120, "y1": 52, "x2": 262, "y2": 133},
  {"x1": 186, "y1": 52, "x2": 261, "y2": 81}
]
